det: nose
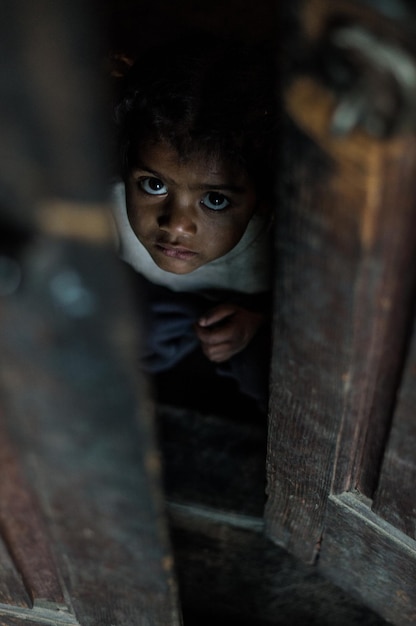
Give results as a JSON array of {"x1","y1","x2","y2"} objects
[{"x1": 157, "y1": 197, "x2": 197, "y2": 237}]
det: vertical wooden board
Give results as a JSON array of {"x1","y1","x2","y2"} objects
[
  {"x1": 290, "y1": 0, "x2": 416, "y2": 496},
  {"x1": 320, "y1": 493, "x2": 416, "y2": 626},
  {"x1": 0, "y1": 234, "x2": 182, "y2": 626},
  {"x1": 267, "y1": 100, "x2": 416, "y2": 560},
  {"x1": 266, "y1": 0, "x2": 416, "y2": 561},
  {"x1": 265, "y1": 108, "x2": 358, "y2": 560},
  {"x1": 264, "y1": 2, "x2": 361, "y2": 561},
  {"x1": 0, "y1": 0, "x2": 108, "y2": 213},
  {"x1": 1, "y1": 3, "x2": 182, "y2": 621},
  {"x1": 332, "y1": 137, "x2": 416, "y2": 497},
  {"x1": 372, "y1": 311, "x2": 416, "y2": 539},
  {"x1": 0, "y1": 414, "x2": 66, "y2": 610},
  {"x1": 0, "y1": 533, "x2": 30, "y2": 609}
]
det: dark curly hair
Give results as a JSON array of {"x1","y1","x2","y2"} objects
[{"x1": 114, "y1": 35, "x2": 277, "y2": 201}]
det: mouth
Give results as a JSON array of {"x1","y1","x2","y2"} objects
[{"x1": 155, "y1": 243, "x2": 198, "y2": 261}]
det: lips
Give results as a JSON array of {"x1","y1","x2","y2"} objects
[{"x1": 155, "y1": 243, "x2": 197, "y2": 260}]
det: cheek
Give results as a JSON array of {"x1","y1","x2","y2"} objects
[
  {"x1": 126, "y1": 203, "x2": 140, "y2": 233},
  {"x1": 207, "y1": 219, "x2": 248, "y2": 255},
  {"x1": 211, "y1": 194, "x2": 257, "y2": 252},
  {"x1": 126, "y1": 198, "x2": 153, "y2": 237}
]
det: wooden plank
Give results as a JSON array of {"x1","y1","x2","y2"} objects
[
  {"x1": 265, "y1": 76, "x2": 385, "y2": 560},
  {"x1": 0, "y1": 0, "x2": 108, "y2": 220},
  {"x1": 265, "y1": 0, "x2": 416, "y2": 561},
  {"x1": 372, "y1": 311, "x2": 416, "y2": 539},
  {"x1": 0, "y1": 535, "x2": 30, "y2": 609},
  {"x1": 319, "y1": 493, "x2": 416, "y2": 626},
  {"x1": 0, "y1": 414, "x2": 67, "y2": 610},
  {"x1": 0, "y1": 233, "x2": 182, "y2": 626},
  {"x1": 265, "y1": 78, "x2": 358, "y2": 562},
  {"x1": 331, "y1": 129, "x2": 416, "y2": 497},
  {"x1": 0, "y1": 2, "x2": 182, "y2": 622}
]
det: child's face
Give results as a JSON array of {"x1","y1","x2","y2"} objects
[{"x1": 125, "y1": 141, "x2": 258, "y2": 274}]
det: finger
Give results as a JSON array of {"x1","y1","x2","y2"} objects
[
  {"x1": 196, "y1": 324, "x2": 233, "y2": 345},
  {"x1": 198, "y1": 303, "x2": 237, "y2": 327},
  {"x1": 202, "y1": 342, "x2": 234, "y2": 363}
]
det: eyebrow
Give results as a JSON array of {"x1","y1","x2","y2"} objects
[
  {"x1": 132, "y1": 163, "x2": 247, "y2": 194},
  {"x1": 189, "y1": 183, "x2": 246, "y2": 194}
]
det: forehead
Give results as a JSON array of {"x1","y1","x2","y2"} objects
[{"x1": 133, "y1": 140, "x2": 252, "y2": 187}]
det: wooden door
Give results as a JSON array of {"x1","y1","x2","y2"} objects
[
  {"x1": 0, "y1": 2, "x2": 182, "y2": 624},
  {"x1": 265, "y1": 1, "x2": 416, "y2": 624}
]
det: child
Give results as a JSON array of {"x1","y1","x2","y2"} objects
[{"x1": 111, "y1": 35, "x2": 276, "y2": 412}]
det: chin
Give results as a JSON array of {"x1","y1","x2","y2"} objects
[
  {"x1": 154, "y1": 257, "x2": 199, "y2": 275},
  {"x1": 159, "y1": 264, "x2": 197, "y2": 275}
]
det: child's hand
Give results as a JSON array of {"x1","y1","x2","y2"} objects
[{"x1": 195, "y1": 304, "x2": 265, "y2": 363}]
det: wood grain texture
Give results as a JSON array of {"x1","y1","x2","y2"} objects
[
  {"x1": 0, "y1": 414, "x2": 67, "y2": 610},
  {"x1": 372, "y1": 311, "x2": 416, "y2": 539},
  {"x1": 0, "y1": 235, "x2": 182, "y2": 626},
  {"x1": 331, "y1": 133, "x2": 416, "y2": 497},
  {"x1": 320, "y1": 493, "x2": 416, "y2": 626},
  {"x1": 266, "y1": 9, "x2": 416, "y2": 562},
  {"x1": 0, "y1": 3, "x2": 182, "y2": 623},
  {"x1": 0, "y1": 536, "x2": 30, "y2": 609},
  {"x1": 265, "y1": 102, "x2": 359, "y2": 561},
  {"x1": 168, "y1": 504, "x2": 387, "y2": 626}
]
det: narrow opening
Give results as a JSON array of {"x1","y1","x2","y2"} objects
[
  {"x1": 104, "y1": 1, "x2": 278, "y2": 622},
  {"x1": 105, "y1": 0, "x2": 277, "y2": 518}
]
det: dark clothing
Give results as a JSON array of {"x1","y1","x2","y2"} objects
[{"x1": 133, "y1": 273, "x2": 271, "y2": 411}]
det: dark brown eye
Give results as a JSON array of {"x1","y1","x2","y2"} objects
[
  {"x1": 202, "y1": 192, "x2": 230, "y2": 211},
  {"x1": 139, "y1": 177, "x2": 167, "y2": 195}
]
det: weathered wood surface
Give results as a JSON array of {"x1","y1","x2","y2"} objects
[
  {"x1": 0, "y1": 416, "x2": 66, "y2": 610},
  {"x1": 0, "y1": 0, "x2": 108, "y2": 220},
  {"x1": 0, "y1": 231, "x2": 182, "y2": 626},
  {"x1": 265, "y1": 0, "x2": 416, "y2": 563},
  {"x1": 0, "y1": 535, "x2": 30, "y2": 609},
  {"x1": 265, "y1": 107, "x2": 355, "y2": 560},
  {"x1": 372, "y1": 310, "x2": 416, "y2": 540},
  {"x1": 0, "y1": 2, "x2": 183, "y2": 623},
  {"x1": 168, "y1": 504, "x2": 387, "y2": 626},
  {"x1": 320, "y1": 493, "x2": 416, "y2": 626}
]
